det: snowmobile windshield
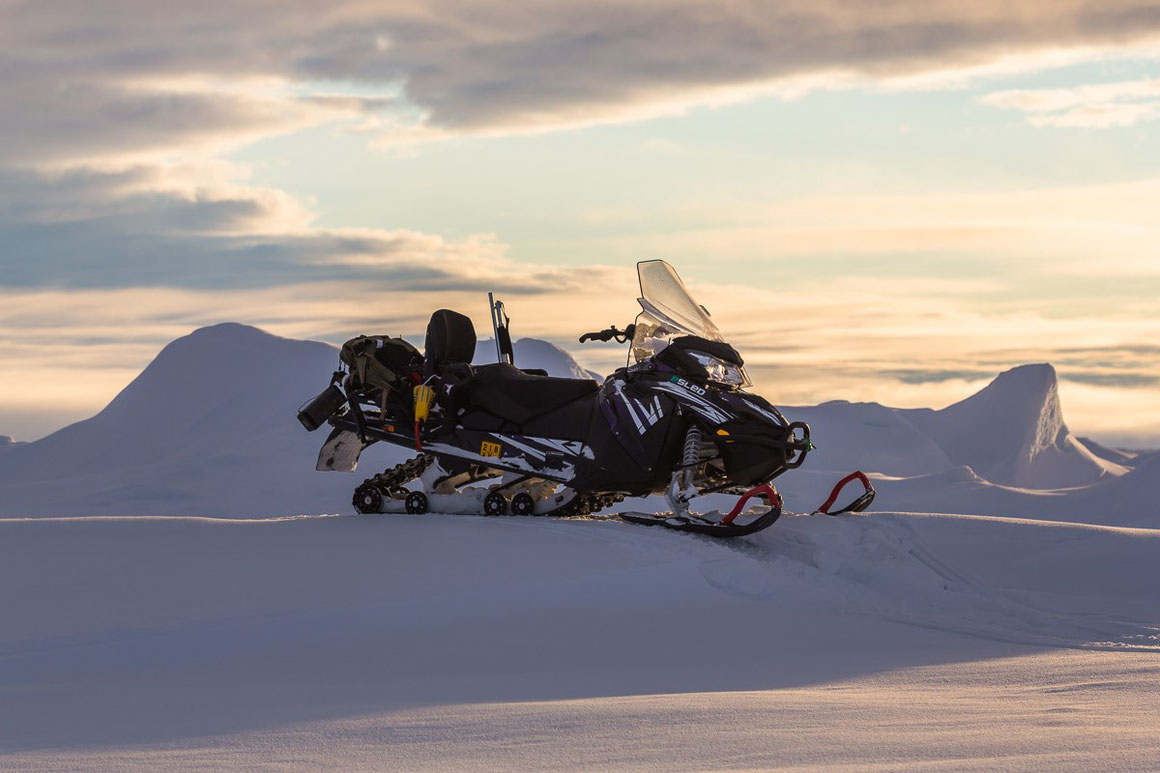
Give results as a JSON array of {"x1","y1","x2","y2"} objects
[{"x1": 630, "y1": 260, "x2": 751, "y2": 386}]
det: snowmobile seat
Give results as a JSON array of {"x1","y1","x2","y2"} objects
[
  {"x1": 454, "y1": 363, "x2": 599, "y2": 426},
  {"x1": 425, "y1": 309, "x2": 477, "y2": 378}
]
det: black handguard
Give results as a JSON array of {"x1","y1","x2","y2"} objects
[{"x1": 579, "y1": 324, "x2": 635, "y2": 344}]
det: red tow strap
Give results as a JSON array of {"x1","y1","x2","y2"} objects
[
  {"x1": 720, "y1": 484, "x2": 782, "y2": 525},
  {"x1": 814, "y1": 471, "x2": 875, "y2": 515}
]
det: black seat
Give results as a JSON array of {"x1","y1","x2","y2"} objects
[{"x1": 455, "y1": 363, "x2": 599, "y2": 426}]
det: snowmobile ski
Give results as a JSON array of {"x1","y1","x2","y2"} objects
[{"x1": 619, "y1": 483, "x2": 783, "y2": 537}]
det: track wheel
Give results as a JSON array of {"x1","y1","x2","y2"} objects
[
  {"x1": 483, "y1": 491, "x2": 508, "y2": 516},
  {"x1": 353, "y1": 484, "x2": 383, "y2": 514},
  {"x1": 510, "y1": 492, "x2": 535, "y2": 516},
  {"x1": 404, "y1": 491, "x2": 429, "y2": 514}
]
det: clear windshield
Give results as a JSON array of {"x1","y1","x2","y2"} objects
[{"x1": 629, "y1": 260, "x2": 750, "y2": 385}]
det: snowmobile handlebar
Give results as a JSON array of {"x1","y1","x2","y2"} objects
[{"x1": 579, "y1": 324, "x2": 635, "y2": 344}]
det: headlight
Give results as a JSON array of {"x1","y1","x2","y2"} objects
[{"x1": 687, "y1": 351, "x2": 747, "y2": 387}]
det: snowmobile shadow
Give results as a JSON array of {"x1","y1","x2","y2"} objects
[{"x1": 0, "y1": 512, "x2": 1157, "y2": 752}]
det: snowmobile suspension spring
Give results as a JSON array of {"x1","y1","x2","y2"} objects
[{"x1": 681, "y1": 425, "x2": 702, "y2": 469}]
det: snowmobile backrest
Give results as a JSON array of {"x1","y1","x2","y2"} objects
[{"x1": 425, "y1": 309, "x2": 477, "y2": 376}]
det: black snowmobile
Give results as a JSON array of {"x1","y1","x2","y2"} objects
[{"x1": 297, "y1": 260, "x2": 873, "y2": 537}]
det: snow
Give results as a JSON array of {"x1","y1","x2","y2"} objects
[
  {"x1": 1077, "y1": 435, "x2": 1141, "y2": 466},
  {"x1": 790, "y1": 364, "x2": 1124, "y2": 489},
  {"x1": 1, "y1": 512, "x2": 1157, "y2": 770},
  {"x1": 2, "y1": 323, "x2": 1159, "y2": 770},
  {"x1": 906, "y1": 364, "x2": 1125, "y2": 488}
]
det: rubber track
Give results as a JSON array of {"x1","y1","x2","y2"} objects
[{"x1": 356, "y1": 455, "x2": 625, "y2": 518}]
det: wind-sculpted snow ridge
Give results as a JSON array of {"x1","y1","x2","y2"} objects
[
  {"x1": 794, "y1": 364, "x2": 1124, "y2": 489},
  {"x1": 907, "y1": 364, "x2": 1125, "y2": 489}
]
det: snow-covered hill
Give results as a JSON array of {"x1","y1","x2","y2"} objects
[
  {"x1": 792, "y1": 364, "x2": 1123, "y2": 487},
  {"x1": 0, "y1": 323, "x2": 359, "y2": 516},
  {"x1": 906, "y1": 364, "x2": 1123, "y2": 488}
]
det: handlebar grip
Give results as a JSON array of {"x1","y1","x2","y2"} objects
[
  {"x1": 580, "y1": 324, "x2": 635, "y2": 344},
  {"x1": 580, "y1": 328, "x2": 612, "y2": 343}
]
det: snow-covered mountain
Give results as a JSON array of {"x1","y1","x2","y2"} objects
[
  {"x1": 905, "y1": 364, "x2": 1123, "y2": 488},
  {"x1": 790, "y1": 364, "x2": 1124, "y2": 487}
]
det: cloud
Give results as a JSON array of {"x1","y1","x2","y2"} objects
[
  {"x1": 3, "y1": 1, "x2": 1159, "y2": 293},
  {"x1": 4, "y1": 0, "x2": 1160, "y2": 162},
  {"x1": 579, "y1": 177, "x2": 1160, "y2": 279},
  {"x1": 981, "y1": 78, "x2": 1160, "y2": 127},
  {"x1": 0, "y1": 164, "x2": 630, "y2": 291}
]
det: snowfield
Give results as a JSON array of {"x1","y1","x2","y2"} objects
[
  {"x1": 1, "y1": 512, "x2": 1158, "y2": 770},
  {"x1": 1, "y1": 323, "x2": 1158, "y2": 770}
]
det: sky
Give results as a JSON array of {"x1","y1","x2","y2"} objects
[{"x1": 2, "y1": 0, "x2": 1159, "y2": 446}]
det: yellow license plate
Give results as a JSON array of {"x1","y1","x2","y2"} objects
[{"x1": 480, "y1": 441, "x2": 502, "y2": 458}]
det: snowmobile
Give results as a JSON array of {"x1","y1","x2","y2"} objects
[{"x1": 297, "y1": 260, "x2": 874, "y2": 537}]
